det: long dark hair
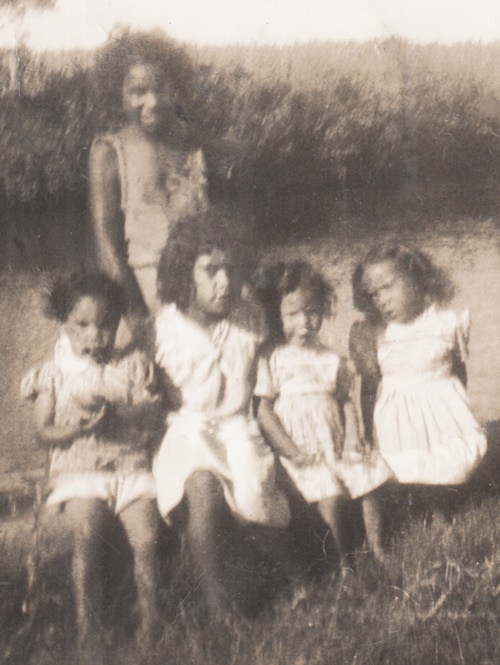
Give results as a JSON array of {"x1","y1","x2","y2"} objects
[{"x1": 156, "y1": 207, "x2": 248, "y2": 311}]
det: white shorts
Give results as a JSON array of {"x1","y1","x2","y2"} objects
[{"x1": 47, "y1": 472, "x2": 156, "y2": 514}]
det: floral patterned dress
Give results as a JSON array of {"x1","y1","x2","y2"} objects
[
  {"x1": 91, "y1": 129, "x2": 208, "y2": 310},
  {"x1": 21, "y1": 334, "x2": 158, "y2": 513},
  {"x1": 256, "y1": 342, "x2": 391, "y2": 501}
]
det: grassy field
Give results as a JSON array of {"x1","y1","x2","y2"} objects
[
  {"x1": 1, "y1": 36, "x2": 500, "y2": 224},
  {"x1": 0, "y1": 212, "x2": 499, "y2": 664},
  {"x1": 1, "y1": 29, "x2": 500, "y2": 664}
]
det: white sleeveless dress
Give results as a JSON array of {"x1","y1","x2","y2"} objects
[{"x1": 374, "y1": 306, "x2": 487, "y2": 485}]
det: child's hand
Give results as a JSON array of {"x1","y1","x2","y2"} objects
[
  {"x1": 33, "y1": 391, "x2": 107, "y2": 449},
  {"x1": 357, "y1": 437, "x2": 374, "y2": 458},
  {"x1": 283, "y1": 448, "x2": 311, "y2": 468},
  {"x1": 78, "y1": 404, "x2": 107, "y2": 435}
]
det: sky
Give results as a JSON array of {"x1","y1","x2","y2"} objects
[{"x1": 1, "y1": 0, "x2": 500, "y2": 51}]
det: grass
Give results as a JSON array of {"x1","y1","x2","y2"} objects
[
  {"x1": 2, "y1": 486, "x2": 500, "y2": 664},
  {"x1": 1, "y1": 36, "x2": 500, "y2": 222},
  {"x1": 0, "y1": 212, "x2": 498, "y2": 663}
]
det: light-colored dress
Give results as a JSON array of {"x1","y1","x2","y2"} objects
[
  {"x1": 255, "y1": 342, "x2": 391, "y2": 501},
  {"x1": 373, "y1": 305, "x2": 487, "y2": 485},
  {"x1": 21, "y1": 334, "x2": 158, "y2": 514},
  {"x1": 92, "y1": 129, "x2": 208, "y2": 309},
  {"x1": 153, "y1": 302, "x2": 290, "y2": 528}
]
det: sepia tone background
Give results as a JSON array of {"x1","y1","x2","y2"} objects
[{"x1": 0, "y1": 2, "x2": 500, "y2": 663}]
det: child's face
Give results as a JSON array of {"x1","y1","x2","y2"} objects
[
  {"x1": 189, "y1": 249, "x2": 235, "y2": 323},
  {"x1": 280, "y1": 289, "x2": 323, "y2": 347},
  {"x1": 122, "y1": 62, "x2": 178, "y2": 135},
  {"x1": 64, "y1": 295, "x2": 119, "y2": 362},
  {"x1": 362, "y1": 260, "x2": 424, "y2": 324}
]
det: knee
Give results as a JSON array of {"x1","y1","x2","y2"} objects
[
  {"x1": 184, "y1": 472, "x2": 229, "y2": 546},
  {"x1": 133, "y1": 521, "x2": 159, "y2": 557},
  {"x1": 64, "y1": 499, "x2": 108, "y2": 546},
  {"x1": 185, "y1": 470, "x2": 224, "y2": 508}
]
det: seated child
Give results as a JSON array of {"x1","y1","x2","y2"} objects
[
  {"x1": 21, "y1": 271, "x2": 162, "y2": 662},
  {"x1": 152, "y1": 211, "x2": 290, "y2": 613}
]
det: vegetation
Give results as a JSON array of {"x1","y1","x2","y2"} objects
[
  {"x1": 2, "y1": 482, "x2": 500, "y2": 665},
  {"x1": 0, "y1": 38, "x2": 500, "y2": 219},
  {"x1": 0, "y1": 33, "x2": 499, "y2": 664}
]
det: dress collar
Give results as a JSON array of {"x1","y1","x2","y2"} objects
[{"x1": 54, "y1": 334, "x2": 97, "y2": 374}]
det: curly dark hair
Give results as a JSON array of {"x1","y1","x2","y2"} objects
[
  {"x1": 352, "y1": 243, "x2": 455, "y2": 324},
  {"x1": 254, "y1": 260, "x2": 334, "y2": 345},
  {"x1": 156, "y1": 206, "x2": 250, "y2": 311},
  {"x1": 46, "y1": 271, "x2": 125, "y2": 324},
  {"x1": 92, "y1": 29, "x2": 198, "y2": 134}
]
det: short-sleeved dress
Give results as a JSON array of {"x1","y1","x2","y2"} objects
[
  {"x1": 92, "y1": 129, "x2": 208, "y2": 310},
  {"x1": 372, "y1": 305, "x2": 487, "y2": 485},
  {"x1": 153, "y1": 302, "x2": 290, "y2": 528},
  {"x1": 21, "y1": 334, "x2": 158, "y2": 513},
  {"x1": 255, "y1": 342, "x2": 392, "y2": 501}
]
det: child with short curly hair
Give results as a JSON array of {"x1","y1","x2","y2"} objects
[{"x1": 21, "y1": 271, "x2": 161, "y2": 661}]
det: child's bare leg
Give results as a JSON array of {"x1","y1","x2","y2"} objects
[
  {"x1": 361, "y1": 488, "x2": 387, "y2": 564},
  {"x1": 119, "y1": 498, "x2": 159, "y2": 648},
  {"x1": 184, "y1": 470, "x2": 227, "y2": 612},
  {"x1": 317, "y1": 495, "x2": 353, "y2": 569},
  {"x1": 64, "y1": 498, "x2": 108, "y2": 659}
]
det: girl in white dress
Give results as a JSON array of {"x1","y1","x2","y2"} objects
[
  {"x1": 350, "y1": 244, "x2": 487, "y2": 558},
  {"x1": 153, "y1": 213, "x2": 290, "y2": 612},
  {"x1": 21, "y1": 272, "x2": 161, "y2": 661},
  {"x1": 255, "y1": 261, "x2": 392, "y2": 568}
]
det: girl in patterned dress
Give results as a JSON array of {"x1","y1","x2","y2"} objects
[
  {"x1": 255, "y1": 261, "x2": 392, "y2": 568},
  {"x1": 21, "y1": 272, "x2": 161, "y2": 662},
  {"x1": 89, "y1": 32, "x2": 208, "y2": 344},
  {"x1": 350, "y1": 244, "x2": 487, "y2": 560}
]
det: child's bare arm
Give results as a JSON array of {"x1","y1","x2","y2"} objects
[
  {"x1": 257, "y1": 397, "x2": 309, "y2": 465},
  {"x1": 89, "y1": 140, "x2": 148, "y2": 320},
  {"x1": 451, "y1": 351, "x2": 467, "y2": 388},
  {"x1": 348, "y1": 320, "x2": 380, "y2": 443},
  {"x1": 155, "y1": 368, "x2": 182, "y2": 412},
  {"x1": 111, "y1": 360, "x2": 168, "y2": 436},
  {"x1": 33, "y1": 392, "x2": 105, "y2": 448},
  {"x1": 341, "y1": 375, "x2": 373, "y2": 456},
  {"x1": 333, "y1": 359, "x2": 366, "y2": 456}
]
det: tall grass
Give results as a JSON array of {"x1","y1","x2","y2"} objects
[
  {"x1": 2, "y1": 488, "x2": 500, "y2": 664},
  {"x1": 0, "y1": 38, "x2": 500, "y2": 220}
]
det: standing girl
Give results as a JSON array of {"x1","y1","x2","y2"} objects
[
  {"x1": 153, "y1": 211, "x2": 290, "y2": 613},
  {"x1": 350, "y1": 244, "x2": 487, "y2": 553},
  {"x1": 255, "y1": 261, "x2": 392, "y2": 568},
  {"x1": 89, "y1": 31, "x2": 208, "y2": 338},
  {"x1": 21, "y1": 272, "x2": 160, "y2": 662}
]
